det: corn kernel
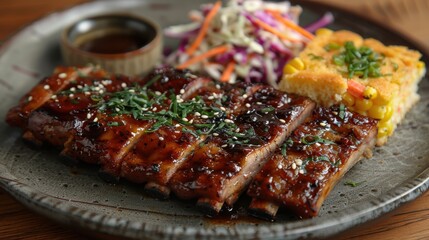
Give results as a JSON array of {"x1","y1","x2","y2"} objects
[
  {"x1": 284, "y1": 64, "x2": 299, "y2": 74},
  {"x1": 355, "y1": 99, "x2": 373, "y2": 111},
  {"x1": 363, "y1": 86, "x2": 377, "y2": 100},
  {"x1": 373, "y1": 92, "x2": 394, "y2": 106},
  {"x1": 342, "y1": 92, "x2": 355, "y2": 107},
  {"x1": 288, "y1": 58, "x2": 305, "y2": 70},
  {"x1": 315, "y1": 28, "x2": 333, "y2": 36},
  {"x1": 367, "y1": 105, "x2": 386, "y2": 120},
  {"x1": 417, "y1": 61, "x2": 425, "y2": 69},
  {"x1": 378, "y1": 120, "x2": 394, "y2": 138},
  {"x1": 382, "y1": 104, "x2": 394, "y2": 122},
  {"x1": 355, "y1": 110, "x2": 367, "y2": 116},
  {"x1": 377, "y1": 128, "x2": 389, "y2": 138}
]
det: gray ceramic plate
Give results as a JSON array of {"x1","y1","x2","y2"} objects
[{"x1": 0, "y1": 1, "x2": 428, "y2": 239}]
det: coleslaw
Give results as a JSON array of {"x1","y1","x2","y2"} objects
[{"x1": 164, "y1": 0, "x2": 332, "y2": 87}]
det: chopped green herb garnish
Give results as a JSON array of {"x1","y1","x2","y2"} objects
[
  {"x1": 392, "y1": 62, "x2": 399, "y2": 71},
  {"x1": 95, "y1": 85, "x2": 259, "y2": 147},
  {"x1": 300, "y1": 155, "x2": 337, "y2": 173},
  {"x1": 260, "y1": 106, "x2": 275, "y2": 113},
  {"x1": 107, "y1": 121, "x2": 121, "y2": 127},
  {"x1": 281, "y1": 138, "x2": 294, "y2": 157},
  {"x1": 344, "y1": 180, "x2": 365, "y2": 187},
  {"x1": 143, "y1": 75, "x2": 161, "y2": 88},
  {"x1": 339, "y1": 104, "x2": 346, "y2": 119},
  {"x1": 301, "y1": 135, "x2": 335, "y2": 145},
  {"x1": 308, "y1": 53, "x2": 324, "y2": 61},
  {"x1": 332, "y1": 41, "x2": 384, "y2": 79},
  {"x1": 324, "y1": 42, "x2": 341, "y2": 51},
  {"x1": 70, "y1": 98, "x2": 80, "y2": 105}
]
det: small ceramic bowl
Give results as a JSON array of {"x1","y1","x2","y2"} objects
[{"x1": 61, "y1": 14, "x2": 162, "y2": 76}]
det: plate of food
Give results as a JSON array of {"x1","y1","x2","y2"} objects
[{"x1": 0, "y1": 0, "x2": 428, "y2": 239}]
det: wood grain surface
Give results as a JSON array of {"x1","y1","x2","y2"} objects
[{"x1": 0, "y1": 0, "x2": 428, "y2": 239}]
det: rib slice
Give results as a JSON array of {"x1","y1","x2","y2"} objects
[
  {"x1": 25, "y1": 73, "x2": 135, "y2": 148},
  {"x1": 247, "y1": 106, "x2": 378, "y2": 220},
  {"x1": 120, "y1": 82, "x2": 262, "y2": 198},
  {"x1": 63, "y1": 68, "x2": 207, "y2": 169},
  {"x1": 6, "y1": 66, "x2": 94, "y2": 129},
  {"x1": 169, "y1": 88, "x2": 315, "y2": 215}
]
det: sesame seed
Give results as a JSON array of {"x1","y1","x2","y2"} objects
[
  {"x1": 27, "y1": 96, "x2": 33, "y2": 101},
  {"x1": 235, "y1": 128, "x2": 240, "y2": 132},
  {"x1": 93, "y1": 117, "x2": 98, "y2": 122},
  {"x1": 221, "y1": 144, "x2": 228, "y2": 148},
  {"x1": 77, "y1": 85, "x2": 83, "y2": 89},
  {"x1": 175, "y1": 131, "x2": 180, "y2": 134},
  {"x1": 189, "y1": 119, "x2": 194, "y2": 124},
  {"x1": 152, "y1": 107, "x2": 157, "y2": 111},
  {"x1": 180, "y1": 89, "x2": 185, "y2": 94},
  {"x1": 224, "y1": 119, "x2": 233, "y2": 123},
  {"x1": 233, "y1": 136, "x2": 238, "y2": 140},
  {"x1": 320, "y1": 122, "x2": 327, "y2": 127},
  {"x1": 208, "y1": 96, "x2": 214, "y2": 100},
  {"x1": 315, "y1": 143, "x2": 321, "y2": 147},
  {"x1": 99, "y1": 90, "x2": 104, "y2": 94},
  {"x1": 175, "y1": 124, "x2": 180, "y2": 127},
  {"x1": 333, "y1": 111, "x2": 338, "y2": 115},
  {"x1": 121, "y1": 83, "x2": 127, "y2": 88},
  {"x1": 87, "y1": 113, "x2": 91, "y2": 119},
  {"x1": 243, "y1": 94, "x2": 248, "y2": 99},
  {"x1": 115, "y1": 108, "x2": 120, "y2": 112},
  {"x1": 214, "y1": 112, "x2": 220, "y2": 116},
  {"x1": 128, "y1": 89, "x2": 135, "y2": 93},
  {"x1": 195, "y1": 112, "x2": 201, "y2": 117},
  {"x1": 245, "y1": 103, "x2": 251, "y2": 108},
  {"x1": 213, "y1": 133, "x2": 219, "y2": 136},
  {"x1": 69, "y1": 94, "x2": 74, "y2": 98},
  {"x1": 58, "y1": 73, "x2": 67, "y2": 78},
  {"x1": 43, "y1": 85, "x2": 50, "y2": 90},
  {"x1": 278, "y1": 164, "x2": 283, "y2": 169},
  {"x1": 299, "y1": 169, "x2": 305, "y2": 174},
  {"x1": 216, "y1": 84, "x2": 221, "y2": 89},
  {"x1": 295, "y1": 159, "x2": 303, "y2": 166},
  {"x1": 155, "y1": 91, "x2": 161, "y2": 96},
  {"x1": 70, "y1": 87, "x2": 76, "y2": 92},
  {"x1": 159, "y1": 137, "x2": 164, "y2": 141},
  {"x1": 256, "y1": 102, "x2": 262, "y2": 105},
  {"x1": 182, "y1": 118, "x2": 188, "y2": 122},
  {"x1": 94, "y1": 87, "x2": 100, "y2": 91},
  {"x1": 201, "y1": 115, "x2": 208, "y2": 119},
  {"x1": 142, "y1": 108, "x2": 148, "y2": 111},
  {"x1": 291, "y1": 163, "x2": 297, "y2": 170},
  {"x1": 51, "y1": 95, "x2": 57, "y2": 99},
  {"x1": 84, "y1": 92, "x2": 90, "y2": 95},
  {"x1": 220, "y1": 107, "x2": 226, "y2": 111},
  {"x1": 177, "y1": 99, "x2": 184, "y2": 103},
  {"x1": 55, "y1": 99, "x2": 59, "y2": 102},
  {"x1": 280, "y1": 119, "x2": 286, "y2": 123}
]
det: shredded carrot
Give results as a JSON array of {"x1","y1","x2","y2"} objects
[
  {"x1": 185, "y1": 1, "x2": 222, "y2": 56},
  {"x1": 252, "y1": 18, "x2": 298, "y2": 42},
  {"x1": 177, "y1": 45, "x2": 229, "y2": 70},
  {"x1": 267, "y1": 10, "x2": 314, "y2": 40},
  {"x1": 347, "y1": 80, "x2": 365, "y2": 99},
  {"x1": 220, "y1": 61, "x2": 236, "y2": 82}
]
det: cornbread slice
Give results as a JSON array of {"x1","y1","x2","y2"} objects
[{"x1": 279, "y1": 29, "x2": 426, "y2": 145}]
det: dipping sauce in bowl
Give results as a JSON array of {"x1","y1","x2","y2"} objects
[
  {"x1": 77, "y1": 32, "x2": 151, "y2": 54},
  {"x1": 61, "y1": 14, "x2": 162, "y2": 76}
]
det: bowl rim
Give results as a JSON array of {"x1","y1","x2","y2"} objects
[{"x1": 61, "y1": 12, "x2": 162, "y2": 59}]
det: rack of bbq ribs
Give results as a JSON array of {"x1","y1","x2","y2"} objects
[{"x1": 6, "y1": 66, "x2": 381, "y2": 220}]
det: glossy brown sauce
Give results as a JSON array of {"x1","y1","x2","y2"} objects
[{"x1": 78, "y1": 31, "x2": 151, "y2": 54}]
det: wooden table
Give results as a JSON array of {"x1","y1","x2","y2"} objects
[{"x1": 0, "y1": 0, "x2": 428, "y2": 239}]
